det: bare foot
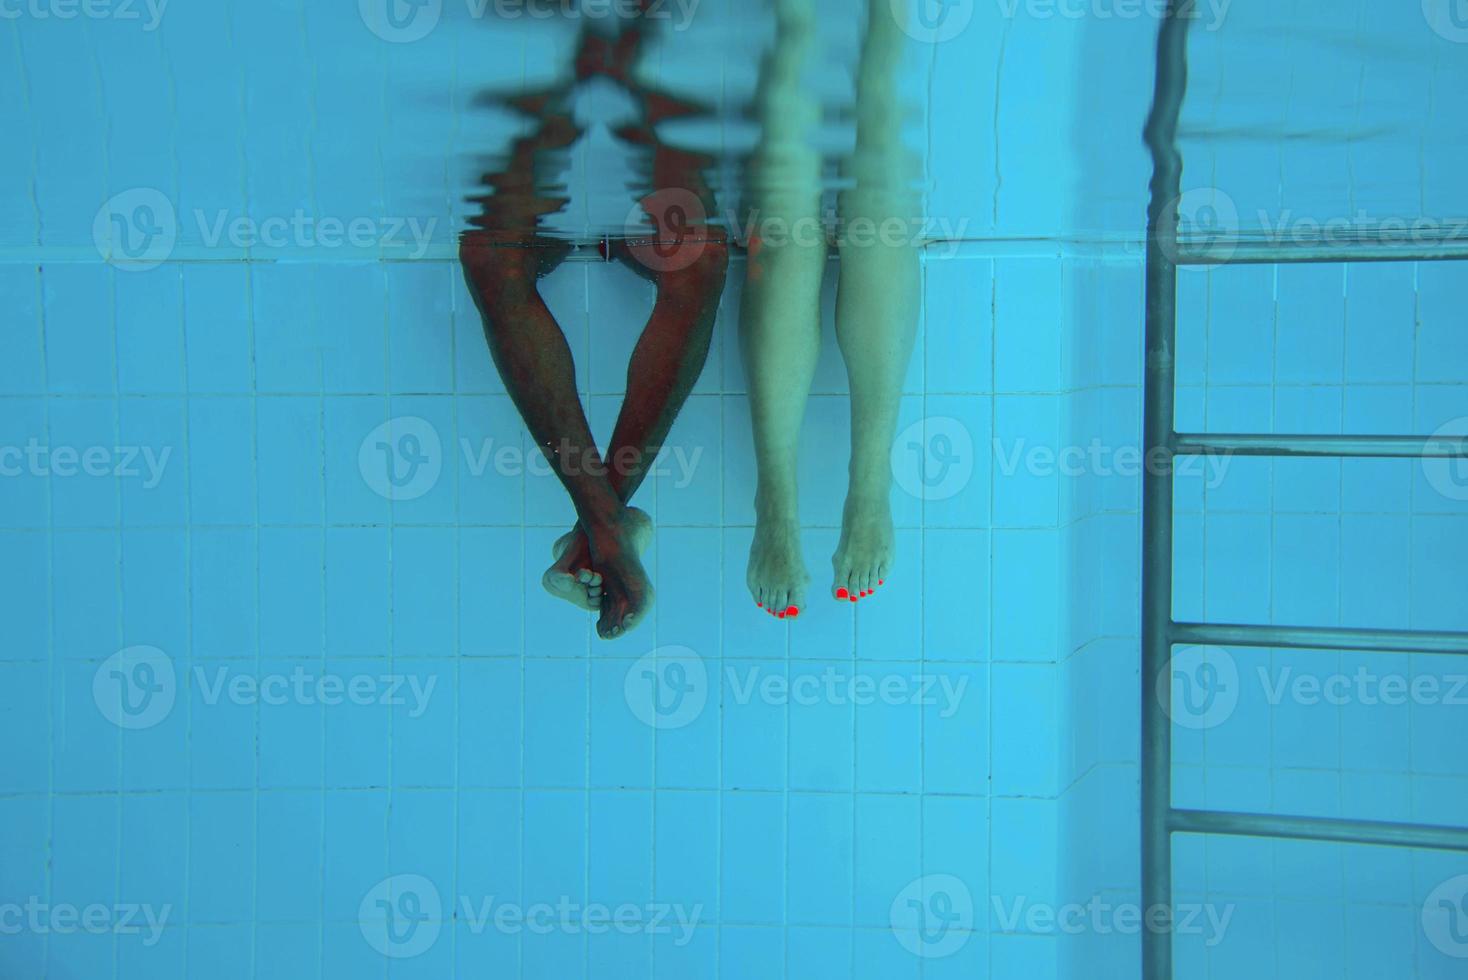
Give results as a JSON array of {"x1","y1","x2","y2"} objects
[
  {"x1": 587, "y1": 508, "x2": 656, "y2": 640},
  {"x1": 747, "y1": 501, "x2": 809, "y2": 620},
  {"x1": 542, "y1": 530, "x2": 602, "y2": 612},
  {"x1": 831, "y1": 491, "x2": 893, "y2": 603}
]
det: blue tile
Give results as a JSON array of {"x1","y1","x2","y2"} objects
[
  {"x1": 655, "y1": 398, "x2": 723, "y2": 527},
  {"x1": 322, "y1": 790, "x2": 389, "y2": 918},
  {"x1": 391, "y1": 660, "x2": 456, "y2": 790},
  {"x1": 787, "y1": 793, "x2": 854, "y2": 926},
  {"x1": 183, "y1": 266, "x2": 254, "y2": 393},
  {"x1": 46, "y1": 397, "x2": 119, "y2": 526},
  {"x1": 991, "y1": 663, "x2": 1059, "y2": 798},
  {"x1": 655, "y1": 792, "x2": 720, "y2": 919},
  {"x1": 254, "y1": 925, "x2": 320, "y2": 979},
  {"x1": 0, "y1": 266, "x2": 45, "y2": 395},
  {"x1": 903, "y1": 395, "x2": 991, "y2": 528},
  {"x1": 189, "y1": 664, "x2": 256, "y2": 792},
  {"x1": 188, "y1": 397, "x2": 256, "y2": 524},
  {"x1": 388, "y1": 264, "x2": 456, "y2": 394},
  {"x1": 991, "y1": 529, "x2": 1060, "y2": 662},
  {"x1": 257, "y1": 397, "x2": 323, "y2": 523},
  {"x1": 256, "y1": 660, "x2": 325, "y2": 791},
  {"x1": 523, "y1": 790, "x2": 588, "y2": 906},
  {"x1": 994, "y1": 258, "x2": 1062, "y2": 393},
  {"x1": 923, "y1": 664, "x2": 989, "y2": 795},
  {"x1": 1417, "y1": 264, "x2": 1468, "y2": 384},
  {"x1": 1, "y1": 663, "x2": 51, "y2": 794},
  {"x1": 455, "y1": 395, "x2": 525, "y2": 525},
  {"x1": 1206, "y1": 266, "x2": 1274, "y2": 385},
  {"x1": 923, "y1": 256, "x2": 993, "y2": 394},
  {"x1": 921, "y1": 529, "x2": 989, "y2": 661},
  {"x1": 52, "y1": 529, "x2": 119, "y2": 660},
  {"x1": 720, "y1": 792, "x2": 785, "y2": 926},
  {"x1": 789, "y1": 661, "x2": 855, "y2": 792},
  {"x1": 1275, "y1": 264, "x2": 1344, "y2": 384},
  {"x1": 118, "y1": 396, "x2": 187, "y2": 525},
  {"x1": 188, "y1": 792, "x2": 255, "y2": 923},
  {"x1": 989, "y1": 798, "x2": 1055, "y2": 908},
  {"x1": 719, "y1": 926, "x2": 784, "y2": 976},
  {"x1": 589, "y1": 790, "x2": 652, "y2": 907},
  {"x1": 325, "y1": 526, "x2": 391, "y2": 657},
  {"x1": 0, "y1": 531, "x2": 43, "y2": 658},
  {"x1": 0, "y1": 399, "x2": 48, "y2": 528},
  {"x1": 116, "y1": 268, "x2": 185, "y2": 394},
  {"x1": 852, "y1": 664, "x2": 922, "y2": 794},
  {"x1": 457, "y1": 526, "x2": 524, "y2": 657},
  {"x1": 652, "y1": 925, "x2": 718, "y2": 980},
  {"x1": 853, "y1": 794, "x2": 921, "y2": 928},
  {"x1": 993, "y1": 395, "x2": 1061, "y2": 528},
  {"x1": 457, "y1": 660, "x2": 522, "y2": 789},
  {"x1": 721, "y1": 659, "x2": 786, "y2": 791},
  {"x1": 316, "y1": 266, "x2": 388, "y2": 393},
  {"x1": 256, "y1": 792, "x2": 324, "y2": 922},
  {"x1": 1344, "y1": 263, "x2": 1415, "y2": 384},
  {"x1": 589, "y1": 659, "x2": 653, "y2": 789},
  {"x1": 392, "y1": 526, "x2": 455, "y2": 658},
  {"x1": 43, "y1": 265, "x2": 114, "y2": 395},
  {"x1": 786, "y1": 926, "x2": 853, "y2": 979},
  {"x1": 388, "y1": 791, "x2": 457, "y2": 895},
  {"x1": 191, "y1": 527, "x2": 257, "y2": 658},
  {"x1": 259, "y1": 526, "x2": 324, "y2": 657},
  {"x1": 457, "y1": 789, "x2": 522, "y2": 903},
  {"x1": 523, "y1": 660, "x2": 587, "y2": 789}
]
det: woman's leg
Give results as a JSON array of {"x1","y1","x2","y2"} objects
[
  {"x1": 830, "y1": 0, "x2": 921, "y2": 603},
  {"x1": 739, "y1": 0, "x2": 827, "y2": 619}
]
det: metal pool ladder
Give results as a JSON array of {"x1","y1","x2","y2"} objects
[{"x1": 1139, "y1": 3, "x2": 1468, "y2": 978}]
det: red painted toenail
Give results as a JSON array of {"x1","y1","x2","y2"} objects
[
  {"x1": 757, "y1": 602, "x2": 763, "y2": 607},
  {"x1": 836, "y1": 588, "x2": 849, "y2": 599},
  {"x1": 786, "y1": 606, "x2": 798, "y2": 617},
  {"x1": 878, "y1": 579, "x2": 884, "y2": 585},
  {"x1": 777, "y1": 612, "x2": 786, "y2": 619},
  {"x1": 849, "y1": 595, "x2": 858, "y2": 603}
]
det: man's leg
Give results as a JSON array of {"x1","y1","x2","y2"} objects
[
  {"x1": 831, "y1": 0, "x2": 921, "y2": 603},
  {"x1": 462, "y1": 88, "x2": 657, "y2": 638},
  {"x1": 739, "y1": 0, "x2": 827, "y2": 619},
  {"x1": 544, "y1": 86, "x2": 732, "y2": 600}
]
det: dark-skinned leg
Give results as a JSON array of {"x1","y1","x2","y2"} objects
[{"x1": 544, "y1": 92, "x2": 730, "y2": 604}]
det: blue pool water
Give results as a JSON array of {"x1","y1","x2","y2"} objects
[{"x1": 1, "y1": 1, "x2": 1466, "y2": 978}]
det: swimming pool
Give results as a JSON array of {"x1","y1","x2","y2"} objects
[{"x1": 1, "y1": 1, "x2": 1466, "y2": 977}]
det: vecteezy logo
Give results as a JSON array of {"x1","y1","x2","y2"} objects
[
  {"x1": 891, "y1": 416, "x2": 974, "y2": 501},
  {"x1": 624, "y1": 646, "x2": 708, "y2": 730},
  {"x1": 358, "y1": 416, "x2": 443, "y2": 502},
  {"x1": 359, "y1": 0, "x2": 442, "y2": 42},
  {"x1": 890, "y1": 874, "x2": 974, "y2": 958},
  {"x1": 1422, "y1": 417, "x2": 1468, "y2": 502},
  {"x1": 1159, "y1": 187, "x2": 1239, "y2": 270},
  {"x1": 1158, "y1": 646, "x2": 1239, "y2": 730},
  {"x1": 93, "y1": 646, "x2": 177, "y2": 730},
  {"x1": 623, "y1": 188, "x2": 709, "y2": 273},
  {"x1": 92, "y1": 188, "x2": 178, "y2": 271},
  {"x1": 1423, "y1": 874, "x2": 1468, "y2": 958},
  {"x1": 359, "y1": 874, "x2": 442, "y2": 958},
  {"x1": 891, "y1": 0, "x2": 974, "y2": 43},
  {"x1": 1423, "y1": 0, "x2": 1468, "y2": 42}
]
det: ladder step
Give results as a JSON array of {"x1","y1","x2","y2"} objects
[
  {"x1": 1171, "y1": 622, "x2": 1468, "y2": 655},
  {"x1": 1173, "y1": 433, "x2": 1468, "y2": 459},
  {"x1": 1171, "y1": 808, "x2": 1468, "y2": 852},
  {"x1": 1176, "y1": 228, "x2": 1468, "y2": 265}
]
